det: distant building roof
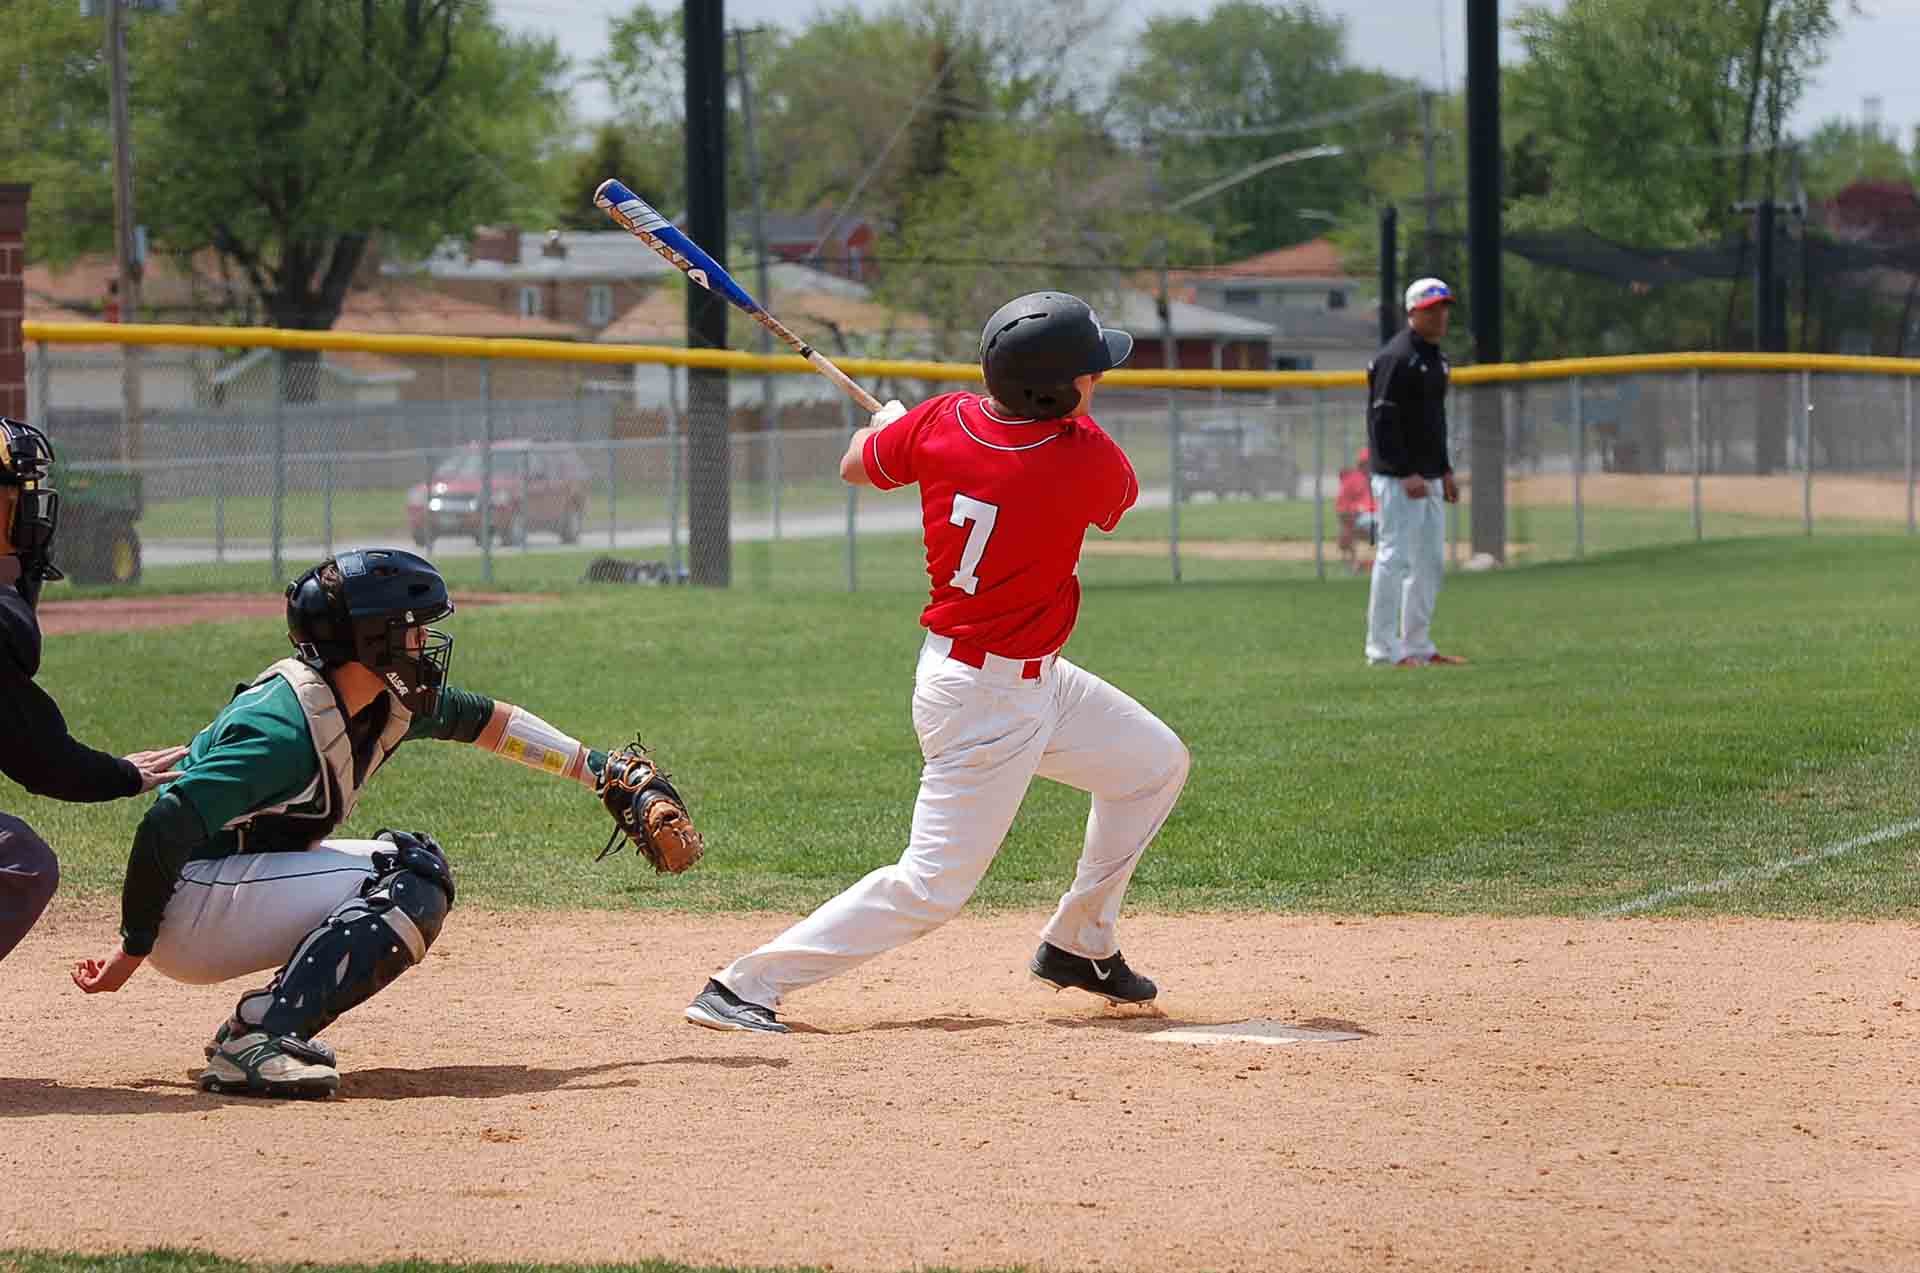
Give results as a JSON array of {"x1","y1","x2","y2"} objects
[
  {"x1": 598, "y1": 264, "x2": 930, "y2": 351},
  {"x1": 1169, "y1": 238, "x2": 1355, "y2": 284},
  {"x1": 395, "y1": 228, "x2": 677, "y2": 284},
  {"x1": 24, "y1": 248, "x2": 245, "y2": 315},
  {"x1": 337, "y1": 282, "x2": 581, "y2": 340},
  {"x1": 750, "y1": 210, "x2": 870, "y2": 247},
  {"x1": 1104, "y1": 289, "x2": 1276, "y2": 340}
]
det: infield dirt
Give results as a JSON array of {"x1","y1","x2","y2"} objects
[{"x1": 4, "y1": 903, "x2": 1914, "y2": 1272}]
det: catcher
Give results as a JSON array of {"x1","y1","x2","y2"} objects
[{"x1": 71, "y1": 548, "x2": 701, "y2": 1099}]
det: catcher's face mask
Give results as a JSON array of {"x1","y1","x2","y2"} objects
[
  {"x1": 0, "y1": 419, "x2": 64, "y2": 610},
  {"x1": 374, "y1": 619, "x2": 454, "y2": 715}
]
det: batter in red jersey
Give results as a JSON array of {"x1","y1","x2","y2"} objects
[{"x1": 685, "y1": 292, "x2": 1191, "y2": 1032}]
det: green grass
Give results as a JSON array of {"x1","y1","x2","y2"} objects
[{"x1": 14, "y1": 534, "x2": 1919, "y2": 920}]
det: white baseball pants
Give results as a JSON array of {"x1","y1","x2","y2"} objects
[
  {"x1": 146, "y1": 840, "x2": 386, "y2": 985},
  {"x1": 1365, "y1": 475, "x2": 1447, "y2": 664},
  {"x1": 717, "y1": 634, "x2": 1190, "y2": 1009}
]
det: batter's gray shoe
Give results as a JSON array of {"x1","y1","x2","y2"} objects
[
  {"x1": 199, "y1": 1031, "x2": 340, "y2": 1099},
  {"x1": 685, "y1": 979, "x2": 788, "y2": 1034},
  {"x1": 1029, "y1": 941, "x2": 1158, "y2": 1005},
  {"x1": 203, "y1": 1017, "x2": 336, "y2": 1067}
]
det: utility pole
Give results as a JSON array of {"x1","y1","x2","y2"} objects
[
  {"x1": 732, "y1": 26, "x2": 779, "y2": 538},
  {"x1": 1378, "y1": 204, "x2": 1399, "y2": 345},
  {"x1": 106, "y1": 0, "x2": 142, "y2": 464},
  {"x1": 684, "y1": 0, "x2": 730, "y2": 585},
  {"x1": 1466, "y1": 0, "x2": 1506, "y2": 563}
]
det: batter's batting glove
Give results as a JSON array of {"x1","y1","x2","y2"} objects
[
  {"x1": 870, "y1": 399, "x2": 907, "y2": 430},
  {"x1": 595, "y1": 739, "x2": 705, "y2": 874}
]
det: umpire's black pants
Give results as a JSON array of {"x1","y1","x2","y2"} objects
[{"x1": 0, "y1": 813, "x2": 59, "y2": 962}]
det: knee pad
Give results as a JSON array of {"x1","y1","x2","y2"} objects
[{"x1": 238, "y1": 833, "x2": 455, "y2": 1040}]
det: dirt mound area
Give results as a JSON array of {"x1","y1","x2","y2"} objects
[{"x1": 3, "y1": 904, "x2": 1912, "y2": 1272}]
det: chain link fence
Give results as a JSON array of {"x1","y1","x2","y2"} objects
[{"x1": 24, "y1": 338, "x2": 1919, "y2": 597}]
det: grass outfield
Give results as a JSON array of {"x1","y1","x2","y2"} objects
[
  {"x1": 50, "y1": 492, "x2": 1907, "y2": 601},
  {"x1": 14, "y1": 534, "x2": 1918, "y2": 920}
]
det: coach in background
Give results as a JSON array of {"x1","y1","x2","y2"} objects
[
  {"x1": 1364, "y1": 278, "x2": 1467, "y2": 668},
  {"x1": 0, "y1": 418, "x2": 185, "y2": 963}
]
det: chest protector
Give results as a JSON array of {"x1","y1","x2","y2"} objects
[{"x1": 232, "y1": 658, "x2": 413, "y2": 847}]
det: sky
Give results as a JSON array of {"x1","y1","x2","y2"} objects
[{"x1": 494, "y1": 0, "x2": 1920, "y2": 146}]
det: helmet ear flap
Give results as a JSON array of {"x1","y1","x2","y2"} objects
[{"x1": 285, "y1": 564, "x2": 354, "y2": 667}]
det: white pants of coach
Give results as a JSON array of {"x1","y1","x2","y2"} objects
[
  {"x1": 718, "y1": 633, "x2": 1190, "y2": 1009},
  {"x1": 146, "y1": 840, "x2": 386, "y2": 985},
  {"x1": 1365, "y1": 474, "x2": 1447, "y2": 664}
]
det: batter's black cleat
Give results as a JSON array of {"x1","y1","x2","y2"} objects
[
  {"x1": 1029, "y1": 941, "x2": 1158, "y2": 1005},
  {"x1": 199, "y1": 1031, "x2": 340, "y2": 1099},
  {"x1": 685, "y1": 978, "x2": 789, "y2": 1034}
]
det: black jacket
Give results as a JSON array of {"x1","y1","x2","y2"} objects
[
  {"x1": 0, "y1": 565, "x2": 141, "y2": 803},
  {"x1": 1366, "y1": 327, "x2": 1452, "y2": 479}
]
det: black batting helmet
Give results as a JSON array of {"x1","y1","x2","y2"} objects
[
  {"x1": 0, "y1": 418, "x2": 64, "y2": 608},
  {"x1": 979, "y1": 291, "x2": 1133, "y2": 421},
  {"x1": 287, "y1": 548, "x2": 454, "y2": 713}
]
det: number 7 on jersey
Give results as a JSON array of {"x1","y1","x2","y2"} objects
[{"x1": 947, "y1": 493, "x2": 1000, "y2": 595}]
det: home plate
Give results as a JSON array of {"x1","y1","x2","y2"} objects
[{"x1": 1148, "y1": 1019, "x2": 1366, "y2": 1046}]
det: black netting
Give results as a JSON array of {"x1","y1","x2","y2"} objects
[{"x1": 1480, "y1": 225, "x2": 1920, "y2": 358}]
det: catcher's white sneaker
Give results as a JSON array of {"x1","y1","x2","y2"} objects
[
  {"x1": 199, "y1": 1031, "x2": 340, "y2": 1098},
  {"x1": 685, "y1": 979, "x2": 788, "y2": 1033},
  {"x1": 202, "y1": 1016, "x2": 336, "y2": 1066}
]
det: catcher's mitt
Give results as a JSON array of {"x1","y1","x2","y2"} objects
[{"x1": 595, "y1": 740, "x2": 705, "y2": 873}]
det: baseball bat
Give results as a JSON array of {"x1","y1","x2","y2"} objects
[{"x1": 593, "y1": 178, "x2": 883, "y2": 414}]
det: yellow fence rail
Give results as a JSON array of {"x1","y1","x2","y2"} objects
[{"x1": 25, "y1": 320, "x2": 1920, "y2": 390}]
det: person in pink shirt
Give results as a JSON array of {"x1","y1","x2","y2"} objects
[{"x1": 685, "y1": 292, "x2": 1191, "y2": 1033}]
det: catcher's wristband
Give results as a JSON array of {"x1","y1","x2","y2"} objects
[{"x1": 492, "y1": 706, "x2": 593, "y2": 787}]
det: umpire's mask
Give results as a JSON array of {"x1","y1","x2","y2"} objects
[{"x1": 0, "y1": 418, "x2": 64, "y2": 610}]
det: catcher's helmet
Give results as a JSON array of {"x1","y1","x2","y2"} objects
[
  {"x1": 287, "y1": 548, "x2": 454, "y2": 713},
  {"x1": 979, "y1": 291, "x2": 1133, "y2": 421},
  {"x1": 0, "y1": 418, "x2": 64, "y2": 608}
]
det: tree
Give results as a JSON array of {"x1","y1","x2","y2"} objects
[
  {"x1": 1800, "y1": 117, "x2": 1913, "y2": 200},
  {"x1": 876, "y1": 116, "x2": 1191, "y2": 362},
  {"x1": 0, "y1": 5, "x2": 121, "y2": 266},
  {"x1": 130, "y1": 0, "x2": 569, "y2": 345},
  {"x1": 1503, "y1": 0, "x2": 1843, "y2": 358},
  {"x1": 589, "y1": 2, "x2": 687, "y2": 216},
  {"x1": 553, "y1": 124, "x2": 651, "y2": 231},
  {"x1": 1507, "y1": 0, "x2": 1840, "y2": 244},
  {"x1": 1106, "y1": 2, "x2": 1417, "y2": 261}
]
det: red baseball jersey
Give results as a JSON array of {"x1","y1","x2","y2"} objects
[{"x1": 863, "y1": 391, "x2": 1139, "y2": 658}]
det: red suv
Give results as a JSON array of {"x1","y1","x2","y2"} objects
[{"x1": 407, "y1": 440, "x2": 591, "y2": 547}]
